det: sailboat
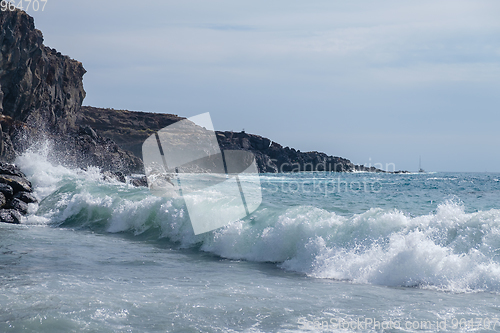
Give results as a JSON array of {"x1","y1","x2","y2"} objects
[{"x1": 419, "y1": 156, "x2": 425, "y2": 173}]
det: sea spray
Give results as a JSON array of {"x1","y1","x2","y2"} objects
[{"x1": 13, "y1": 145, "x2": 500, "y2": 293}]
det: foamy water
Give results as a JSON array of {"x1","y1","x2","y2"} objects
[{"x1": 2, "y1": 146, "x2": 500, "y2": 332}]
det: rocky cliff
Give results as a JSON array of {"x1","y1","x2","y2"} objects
[
  {"x1": 216, "y1": 131, "x2": 374, "y2": 173},
  {"x1": 77, "y1": 106, "x2": 184, "y2": 160},
  {"x1": 0, "y1": 8, "x2": 406, "y2": 223},
  {"x1": 0, "y1": 8, "x2": 142, "y2": 173},
  {"x1": 0, "y1": 8, "x2": 85, "y2": 131},
  {"x1": 1, "y1": 8, "x2": 394, "y2": 178},
  {"x1": 77, "y1": 106, "x2": 387, "y2": 173}
]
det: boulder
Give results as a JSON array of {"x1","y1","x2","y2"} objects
[
  {"x1": 14, "y1": 191, "x2": 37, "y2": 204},
  {"x1": 7, "y1": 198, "x2": 29, "y2": 215},
  {"x1": 0, "y1": 209, "x2": 22, "y2": 224},
  {"x1": 102, "y1": 171, "x2": 126, "y2": 183},
  {"x1": 0, "y1": 183, "x2": 13, "y2": 198},
  {"x1": 0, "y1": 162, "x2": 26, "y2": 178},
  {"x1": 78, "y1": 125, "x2": 98, "y2": 141},
  {"x1": 0, "y1": 174, "x2": 32, "y2": 193},
  {"x1": 130, "y1": 176, "x2": 148, "y2": 187}
]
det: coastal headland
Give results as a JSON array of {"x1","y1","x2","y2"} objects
[{"x1": 0, "y1": 8, "x2": 405, "y2": 222}]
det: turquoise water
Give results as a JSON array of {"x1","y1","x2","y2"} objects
[{"x1": 1, "y1": 146, "x2": 500, "y2": 332}]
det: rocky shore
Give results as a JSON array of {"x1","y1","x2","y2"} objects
[
  {"x1": 0, "y1": 8, "x2": 142, "y2": 174},
  {"x1": 0, "y1": 8, "x2": 407, "y2": 223},
  {"x1": 0, "y1": 162, "x2": 36, "y2": 223},
  {"x1": 77, "y1": 106, "x2": 395, "y2": 174}
]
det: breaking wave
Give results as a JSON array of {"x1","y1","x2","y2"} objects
[{"x1": 16, "y1": 144, "x2": 500, "y2": 293}]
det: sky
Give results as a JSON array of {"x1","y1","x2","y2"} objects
[{"x1": 25, "y1": 0, "x2": 500, "y2": 172}]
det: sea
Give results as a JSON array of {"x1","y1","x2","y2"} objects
[{"x1": 1, "y1": 144, "x2": 500, "y2": 332}]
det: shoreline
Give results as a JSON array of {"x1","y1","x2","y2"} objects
[{"x1": 0, "y1": 9, "x2": 407, "y2": 178}]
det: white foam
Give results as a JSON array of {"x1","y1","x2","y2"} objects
[
  {"x1": 14, "y1": 142, "x2": 500, "y2": 292},
  {"x1": 195, "y1": 201, "x2": 500, "y2": 292}
]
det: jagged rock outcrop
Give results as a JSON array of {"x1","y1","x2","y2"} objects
[
  {"x1": 48, "y1": 124, "x2": 144, "y2": 174},
  {"x1": 77, "y1": 107, "x2": 387, "y2": 174},
  {"x1": 0, "y1": 8, "x2": 143, "y2": 174},
  {"x1": 1, "y1": 8, "x2": 398, "y2": 182},
  {"x1": 216, "y1": 131, "x2": 384, "y2": 173},
  {"x1": 0, "y1": 162, "x2": 36, "y2": 223},
  {"x1": 77, "y1": 106, "x2": 184, "y2": 159},
  {"x1": 0, "y1": 8, "x2": 85, "y2": 132}
]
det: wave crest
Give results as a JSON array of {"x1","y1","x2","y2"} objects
[{"x1": 16, "y1": 147, "x2": 500, "y2": 293}]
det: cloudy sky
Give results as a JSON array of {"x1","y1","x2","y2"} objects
[{"x1": 27, "y1": 0, "x2": 500, "y2": 172}]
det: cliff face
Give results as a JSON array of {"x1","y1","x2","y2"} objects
[
  {"x1": 0, "y1": 9, "x2": 86, "y2": 131},
  {"x1": 77, "y1": 106, "x2": 184, "y2": 159},
  {"x1": 0, "y1": 9, "x2": 143, "y2": 174},
  {"x1": 216, "y1": 131, "x2": 362, "y2": 173},
  {"x1": 0, "y1": 9, "x2": 389, "y2": 176},
  {"x1": 77, "y1": 106, "x2": 384, "y2": 173}
]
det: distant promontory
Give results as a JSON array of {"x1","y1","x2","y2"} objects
[{"x1": 1, "y1": 8, "x2": 397, "y2": 177}]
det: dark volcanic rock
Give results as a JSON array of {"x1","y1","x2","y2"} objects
[
  {"x1": 14, "y1": 191, "x2": 37, "y2": 204},
  {"x1": 46, "y1": 126, "x2": 144, "y2": 174},
  {"x1": 0, "y1": 8, "x2": 86, "y2": 132},
  {"x1": 77, "y1": 106, "x2": 184, "y2": 160},
  {"x1": 215, "y1": 131, "x2": 379, "y2": 173},
  {"x1": 7, "y1": 198, "x2": 28, "y2": 215},
  {"x1": 0, "y1": 183, "x2": 14, "y2": 198},
  {"x1": 0, "y1": 9, "x2": 144, "y2": 175},
  {"x1": 78, "y1": 125, "x2": 98, "y2": 141},
  {"x1": 111, "y1": 171, "x2": 126, "y2": 183},
  {"x1": 0, "y1": 163, "x2": 35, "y2": 223},
  {"x1": 0, "y1": 161, "x2": 26, "y2": 177},
  {"x1": 0, "y1": 209, "x2": 22, "y2": 224},
  {"x1": 129, "y1": 175, "x2": 148, "y2": 187},
  {"x1": 1, "y1": 9, "x2": 399, "y2": 181},
  {"x1": 102, "y1": 171, "x2": 126, "y2": 183},
  {"x1": 0, "y1": 174, "x2": 32, "y2": 192},
  {"x1": 77, "y1": 108, "x2": 384, "y2": 173}
]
